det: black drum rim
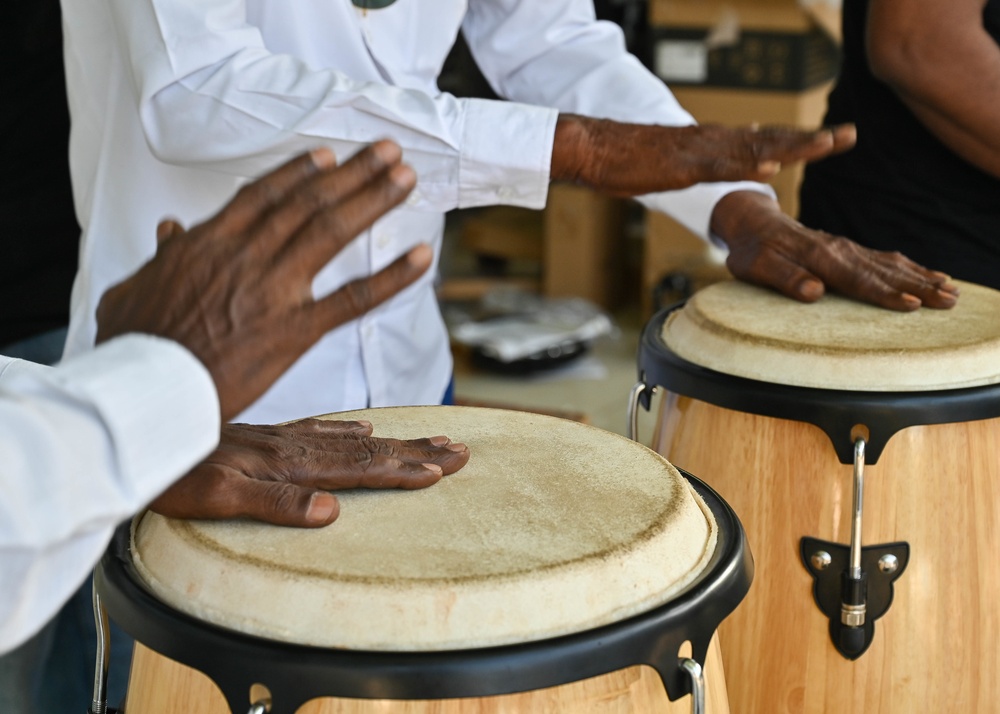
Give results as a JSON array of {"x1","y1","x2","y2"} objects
[
  {"x1": 639, "y1": 302, "x2": 1000, "y2": 464},
  {"x1": 97, "y1": 472, "x2": 751, "y2": 714}
]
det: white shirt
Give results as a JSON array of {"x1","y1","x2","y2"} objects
[
  {"x1": 60, "y1": 0, "x2": 769, "y2": 424},
  {"x1": 0, "y1": 335, "x2": 219, "y2": 654}
]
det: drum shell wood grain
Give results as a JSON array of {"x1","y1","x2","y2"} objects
[
  {"x1": 123, "y1": 635, "x2": 731, "y2": 713},
  {"x1": 654, "y1": 393, "x2": 1000, "y2": 714}
]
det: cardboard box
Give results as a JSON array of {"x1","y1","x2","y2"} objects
[
  {"x1": 447, "y1": 189, "x2": 628, "y2": 312},
  {"x1": 648, "y1": 0, "x2": 840, "y2": 90},
  {"x1": 543, "y1": 186, "x2": 627, "y2": 310}
]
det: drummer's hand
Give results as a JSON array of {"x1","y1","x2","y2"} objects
[
  {"x1": 95, "y1": 141, "x2": 430, "y2": 421},
  {"x1": 711, "y1": 190, "x2": 961, "y2": 311},
  {"x1": 148, "y1": 420, "x2": 471, "y2": 527},
  {"x1": 551, "y1": 116, "x2": 856, "y2": 195}
]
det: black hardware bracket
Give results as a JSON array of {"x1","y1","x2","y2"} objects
[{"x1": 800, "y1": 537, "x2": 909, "y2": 660}]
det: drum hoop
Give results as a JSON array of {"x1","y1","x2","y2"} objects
[
  {"x1": 640, "y1": 303, "x2": 1000, "y2": 464},
  {"x1": 96, "y1": 472, "x2": 750, "y2": 714}
]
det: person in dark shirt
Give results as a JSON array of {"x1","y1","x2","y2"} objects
[
  {"x1": 799, "y1": 0, "x2": 1000, "y2": 289},
  {"x1": 0, "y1": 2, "x2": 79, "y2": 362}
]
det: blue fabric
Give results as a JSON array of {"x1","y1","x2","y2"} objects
[
  {"x1": 441, "y1": 375, "x2": 455, "y2": 405},
  {"x1": 0, "y1": 327, "x2": 68, "y2": 364}
]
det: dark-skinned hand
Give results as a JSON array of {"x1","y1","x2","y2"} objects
[
  {"x1": 551, "y1": 114, "x2": 857, "y2": 193},
  {"x1": 712, "y1": 190, "x2": 960, "y2": 311},
  {"x1": 551, "y1": 114, "x2": 959, "y2": 311},
  {"x1": 96, "y1": 141, "x2": 429, "y2": 421},
  {"x1": 149, "y1": 419, "x2": 471, "y2": 527}
]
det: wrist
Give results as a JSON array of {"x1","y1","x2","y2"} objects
[
  {"x1": 551, "y1": 114, "x2": 591, "y2": 185},
  {"x1": 710, "y1": 190, "x2": 783, "y2": 247}
]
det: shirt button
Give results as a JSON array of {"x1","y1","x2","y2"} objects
[
  {"x1": 375, "y1": 232, "x2": 390, "y2": 249},
  {"x1": 405, "y1": 190, "x2": 421, "y2": 207},
  {"x1": 497, "y1": 186, "x2": 516, "y2": 201}
]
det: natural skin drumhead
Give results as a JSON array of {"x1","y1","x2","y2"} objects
[
  {"x1": 662, "y1": 279, "x2": 1000, "y2": 391},
  {"x1": 132, "y1": 406, "x2": 717, "y2": 651}
]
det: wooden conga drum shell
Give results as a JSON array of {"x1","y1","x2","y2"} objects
[
  {"x1": 636, "y1": 280, "x2": 1000, "y2": 714},
  {"x1": 96, "y1": 407, "x2": 752, "y2": 714},
  {"x1": 656, "y1": 398, "x2": 1000, "y2": 714}
]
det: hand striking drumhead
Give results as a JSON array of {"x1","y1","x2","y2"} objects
[
  {"x1": 131, "y1": 406, "x2": 717, "y2": 651},
  {"x1": 662, "y1": 280, "x2": 1000, "y2": 391}
]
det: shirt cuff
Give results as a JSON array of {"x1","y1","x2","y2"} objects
[
  {"x1": 40, "y1": 334, "x2": 221, "y2": 503},
  {"x1": 0, "y1": 356, "x2": 50, "y2": 381},
  {"x1": 639, "y1": 181, "x2": 777, "y2": 248},
  {"x1": 457, "y1": 98, "x2": 558, "y2": 210}
]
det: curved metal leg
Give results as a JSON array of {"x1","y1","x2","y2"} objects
[
  {"x1": 679, "y1": 658, "x2": 705, "y2": 714},
  {"x1": 90, "y1": 579, "x2": 111, "y2": 714},
  {"x1": 247, "y1": 701, "x2": 270, "y2": 714},
  {"x1": 627, "y1": 382, "x2": 649, "y2": 442}
]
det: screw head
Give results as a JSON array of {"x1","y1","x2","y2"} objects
[
  {"x1": 811, "y1": 551, "x2": 832, "y2": 571},
  {"x1": 878, "y1": 554, "x2": 899, "y2": 574}
]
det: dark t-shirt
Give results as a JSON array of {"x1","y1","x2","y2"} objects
[
  {"x1": 799, "y1": 0, "x2": 1000, "y2": 289},
  {"x1": 0, "y1": 2, "x2": 80, "y2": 345}
]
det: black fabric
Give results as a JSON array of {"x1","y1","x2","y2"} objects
[
  {"x1": 799, "y1": 0, "x2": 1000, "y2": 289},
  {"x1": 0, "y1": 1, "x2": 80, "y2": 345}
]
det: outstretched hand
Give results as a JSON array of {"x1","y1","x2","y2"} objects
[
  {"x1": 96, "y1": 142, "x2": 429, "y2": 420},
  {"x1": 712, "y1": 191, "x2": 960, "y2": 310},
  {"x1": 552, "y1": 114, "x2": 857, "y2": 195},
  {"x1": 149, "y1": 419, "x2": 472, "y2": 527}
]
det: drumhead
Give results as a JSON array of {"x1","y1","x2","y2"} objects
[
  {"x1": 131, "y1": 406, "x2": 718, "y2": 651},
  {"x1": 662, "y1": 279, "x2": 1000, "y2": 391}
]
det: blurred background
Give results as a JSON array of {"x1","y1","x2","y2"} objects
[{"x1": 438, "y1": 0, "x2": 843, "y2": 437}]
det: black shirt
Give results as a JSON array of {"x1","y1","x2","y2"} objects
[
  {"x1": 799, "y1": 0, "x2": 1000, "y2": 289},
  {"x1": 0, "y1": 2, "x2": 80, "y2": 345}
]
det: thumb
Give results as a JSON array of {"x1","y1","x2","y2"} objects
[
  {"x1": 155, "y1": 219, "x2": 186, "y2": 246},
  {"x1": 726, "y1": 246, "x2": 826, "y2": 304},
  {"x1": 240, "y1": 480, "x2": 341, "y2": 527}
]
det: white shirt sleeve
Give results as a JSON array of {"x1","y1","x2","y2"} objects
[
  {"x1": 106, "y1": 0, "x2": 558, "y2": 211},
  {"x1": 0, "y1": 335, "x2": 220, "y2": 654},
  {"x1": 462, "y1": 0, "x2": 775, "y2": 240}
]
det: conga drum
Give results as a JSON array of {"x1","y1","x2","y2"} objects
[
  {"x1": 92, "y1": 406, "x2": 752, "y2": 714},
  {"x1": 629, "y1": 280, "x2": 1000, "y2": 714}
]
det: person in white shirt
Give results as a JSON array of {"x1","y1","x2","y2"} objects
[
  {"x1": 0, "y1": 142, "x2": 471, "y2": 658},
  {"x1": 59, "y1": 0, "x2": 959, "y2": 429}
]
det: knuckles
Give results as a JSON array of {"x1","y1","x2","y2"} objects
[
  {"x1": 233, "y1": 180, "x2": 285, "y2": 216},
  {"x1": 338, "y1": 278, "x2": 376, "y2": 317},
  {"x1": 311, "y1": 207, "x2": 355, "y2": 245}
]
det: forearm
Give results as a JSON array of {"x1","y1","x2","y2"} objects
[
  {"x1": 892, "y1": 86, "x2": 1000, "y2": 178},
  {"x1": 867, "y1": 0, "x2": 1000, "y2": 177}
]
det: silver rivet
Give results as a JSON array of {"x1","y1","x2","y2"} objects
[
  {"x1": 811, "y1": 551, "x2": 832, "y2": 571},
  {"x1": 878, "y1": 554, "x2": 899, "y2": 574}
]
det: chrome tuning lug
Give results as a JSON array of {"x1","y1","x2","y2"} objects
[{"x1": 799, "y1": 438, "x2": 910, "y2": 660}]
